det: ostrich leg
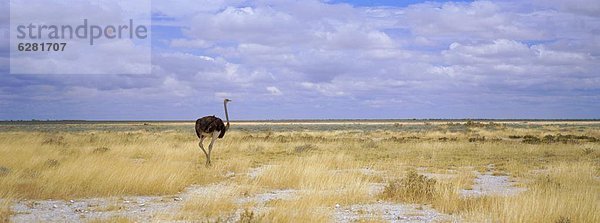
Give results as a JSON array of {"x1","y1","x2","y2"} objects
[
  {"x1": 198, "y1": 136, "x2": 210, "y2": 166},
  {"x1": 207, "y1": 131, "x2": 219, "y2": 166}
]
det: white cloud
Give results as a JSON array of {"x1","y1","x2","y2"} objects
[
  {"x1": 214, "y1": 92, "x2": 233, "y2": 100},
  {"x1": 170, "y1": 38, "x2": 213, "y2": 48},
  {"x1": 162, "y1": 77, "x2": 193, "y2": 97},
  {"x1": 534, "y1": 0, "x2": 600, "y2": 17},
  {"x1": 301, "y1": 82, "x2": 345, "y2": 97},
  {"x1": 3, "y1": 0, "x2": 600, "y2": 119},
  {"x1": 400, "y1": 1, "x2": 543, "y2": 41},
  {"x1": 438, "y1": 38, "x2": 596, "y2": 93},
  {"x1": 9, "y1": 0, "x2": 151, "y2": 74},
  {"x1": 266, "y1": 86, "x2": 282, "y2": 96}
]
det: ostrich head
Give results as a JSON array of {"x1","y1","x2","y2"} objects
[{"x1": 224, "y1": 98, "x2": 232, "y2": 103}]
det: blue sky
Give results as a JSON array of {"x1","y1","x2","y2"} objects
[{"x1": 1, "y1": 0, "x2": 600, "y2": 120}]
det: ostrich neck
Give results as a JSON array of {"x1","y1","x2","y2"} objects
[{"x1": 224, "y1": 102, "x2": 230, "y2": 129}]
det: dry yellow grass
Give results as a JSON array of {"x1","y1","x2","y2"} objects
[
  {"x1": 177, "y1": 184, "x2": 240, "y2": 221},
  {"x1": 0, "y1": 132, "x2": 202, "y2": 199},
  {"x1": 380, "y1": 162, "x2": 600, "y2": 223},
  {"x1": 262, "y1": 198, "x2": 331, "y2": 223},
  {"x1": 486, "y1": 162, "x2": 600, "y2": 223},
  {"x1": 453, "y1": 169, "x2": 477, "y2": 190},
  {"x1": 255, "y1": 154, "x2": 367, "y2": 190},
  {"x1": 0, "y1": 197, "x2": 11, "y2": 223},
  {"x1": 0, "y1": 121, "x2": 598, "y2": 222},
  {"x1": 86, "y1": 216, "x2": 133, "y2": 223},
  {"x1": 252, "y1": 154, "x2": 373, "y2": 222}
]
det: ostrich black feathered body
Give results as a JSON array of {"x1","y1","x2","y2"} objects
[{"x1": 195, "y1": 115, "x2": 227, "y2": 138}]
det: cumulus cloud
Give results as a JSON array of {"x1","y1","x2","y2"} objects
[
  {"x1": 9, "y1": 0, "x2": 151, "y2": 74},
  {"x1": 170, "y1": 39, "x2": 213, "y2": 48},
  {"x1": 265, "y1": 86, "x2": 281, "y2": 96},
  {"x1": 1, "y1": 0, "x2": 599, "y2": 119},
  {"x1": 534, "y1": 0, "x2": 600, "y2": 17}
]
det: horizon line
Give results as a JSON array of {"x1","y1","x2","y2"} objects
[{"x1": 2, "y1": 118, "x2": 600, "y2": 122}]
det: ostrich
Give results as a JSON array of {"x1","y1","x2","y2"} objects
[{"x1": 195, "y1": 99, "x2": 231, "y2": 166}]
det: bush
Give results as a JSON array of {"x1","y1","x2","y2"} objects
[
  {"x1": 522, "y1": 135, "x2": 541, "y2": 144},
  {"x1": 381, "y1": 169, "x2": 437, "y2": 203},
  {"x1": 555, "y1": 216, "x2": 572, "y2": 223},
  {"x1": 542, "y1": 135, "x2": 555, "y2": 143},
  {"x1": 0, "y1": 166, "x2": 10, "y2": 177},
  {"x1": 92, "y1": 147, "x2": 110, "y2": 154},
  {"x1": 582, "y1": 148, "x2": 594, "y2": 155},
  {"x1": 555, "y1": 134, "x2": 597, "y2": 143},
  {"x1": 468, "y1": 136, "x2": 486, "y2": 143},
  {"x1": 43, "y1": 159, "x2": 60, "y2": 168},
  {"x1": 239, "y1": 209, "x2": 262, "y2": 223},
  {"x1": 294, "y1": 144, "x2": 317, "y2": 153}
]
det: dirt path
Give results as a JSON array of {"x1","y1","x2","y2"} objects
[
  {"x1": 460, "y1": 164, "x2": 526, "y2": 197},
  {"x1": 11, "y1": 195, "x2": 179, "y2": 222},
  {"x1": 10, "y1": 186, "x2": 194, "y2": 222},
  {"x1": 333, "y1": 202, "x2": 458, "y2": 223}
]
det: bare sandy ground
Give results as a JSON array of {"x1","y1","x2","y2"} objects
[{"x1": 9, "y1": 165, "x2": 525, "y2": 223}]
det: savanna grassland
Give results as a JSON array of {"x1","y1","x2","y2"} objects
[{"x1": 0, "y1": 120, "x2": 599, "y2": 222}]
